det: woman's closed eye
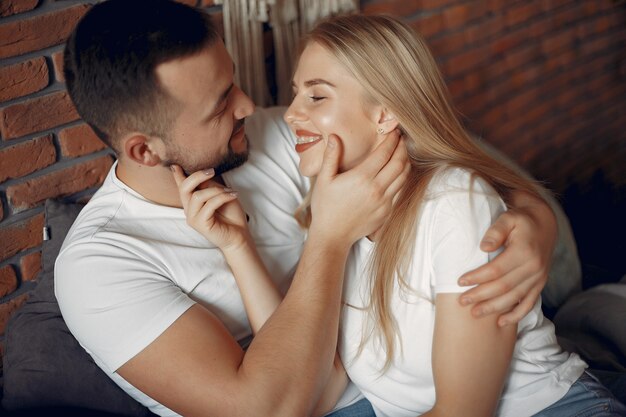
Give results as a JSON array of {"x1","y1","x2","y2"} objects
[{"x1": 308, "y1": 95, "x2": 326, "y2": 102}]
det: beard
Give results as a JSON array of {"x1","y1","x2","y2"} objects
[
  {"x1": 163, "y1": 120, "x2": 249, "y2": 176},
  {"x1": 210, "y1": 139, "x2": 249, "y2": 176}
]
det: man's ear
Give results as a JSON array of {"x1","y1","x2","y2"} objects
[
  {"x1": 122, "y1": 134, "x2": 164, "y2": 166},
  {"x1": 376, "y1": 108, "x2": 399, "y2": 135}
]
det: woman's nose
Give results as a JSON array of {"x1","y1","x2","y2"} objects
[{"x1": 284, "y1": 98, "x2": 305, "y2": 124}]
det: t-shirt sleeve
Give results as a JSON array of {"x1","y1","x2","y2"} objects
[
  {"x1": 55, "y1": 241, "x2": 195, "y2": 373},
  {"x1": 429, "y1": 173, "x2": 506, "y2": 294}
]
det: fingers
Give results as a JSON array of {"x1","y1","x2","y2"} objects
[
  {"x1": 458, "y1": 255, "x2": 506, "y2": 286},
  {"x1": 187, "y1": 186, "x2": 237, "y2": 219},
  {"x1": 355, "y1": 130, "x2": 401, "y2": 179},
  {"x1": 460, "y1": 262, "x2": 524, "y2": 305},
  {"x1": 171, "y1": 165, "x2": 216, "y2": 209},
  {"x1": 480, "y1": 211, "x2": 516, "y2": 252},
  {"x1": 496, "y1": 284, "x2": 543, "y2": 327},
  {"x1": 318, "y1": 135, "x2": 342, "y2": 180},
  {"x1": 194, "y1": 190, "x2": 239, "y2": 224},
  {"x1": 385, "y1": 157, "x2": 411, "y2": 200},
  {"x1": 376, "y1": 137, "x2": 409, "y2": 195},
  {"x1": 461, "y1": 267, "x2": 544, "y2": 323},
  {"x1": 170, "y1": 164, "x2": 186, "y2": 186}
]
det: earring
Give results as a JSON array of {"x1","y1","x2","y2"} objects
[{"x1": 377, "y1": 127, "x2": 385, "y2": 134}]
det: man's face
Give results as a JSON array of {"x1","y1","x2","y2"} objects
[{"x1": 156, "y1": 41, "x2": 255, "y2": 175}]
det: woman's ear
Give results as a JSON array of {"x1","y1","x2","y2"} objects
[
  {"x1": 122, "y1": 134, "x2": 164, "y2": 166},
  {"x1": 376, "y1": 109, "x2": 399, "y2": 135}
]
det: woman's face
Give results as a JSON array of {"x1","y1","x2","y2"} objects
[{"x1": 284, "y1": 42, "x2": 384, "y2": 177}]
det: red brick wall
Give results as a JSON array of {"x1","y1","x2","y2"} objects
[
  {"x1": 362, "y1": 0, "x2": 625, "y2": 190},
  {"x1": 0, "y1": 0, "x2": 220, "y2": 362},
  {"x1": 0, "y1": 0, "x2": 624, "y2": 370}
]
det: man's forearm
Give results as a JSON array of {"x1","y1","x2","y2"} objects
[{"x1": 235, "y1": 230, "x2": 351, "y2": 416}]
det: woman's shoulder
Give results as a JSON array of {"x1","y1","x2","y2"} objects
[
  {"x1": 425, "y1": 166, "x2": 500, "y2": 202},
  {"x1": 421, "y1": 166, "x2": 506, "y2": 225}
]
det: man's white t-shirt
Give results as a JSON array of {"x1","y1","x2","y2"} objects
[
  {"x1": 339, "y1": 168, "x2": 587, "y2": 417},
  {"x1": 55, "y1": 107, "x2": 361, "y2": 416}
]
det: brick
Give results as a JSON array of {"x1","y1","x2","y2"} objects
[
  {"x1": 527, "y1": 19, "x2": 551, "y2": 39},
  {"x1": 457, "y1": 93, "x2": 488, "y2": 117},
  {"x1": 483, "y1": 57, "x2": 511, "y2": 81},
  {"x1": 464, "y1": 72, "x2": 486, "y2": 93},
  {"x1": 505, "y1": 3, "x2": 542, "y2": 28},
  {"x1": 580, "y1": 34, "x2": 612, "y2": 56},
  {"x1": 480, "y1": 105, "x2": 505, "y2": 128},
  {"x1": 520, "y1": 100, "x2": 551, "y2": 126},
  {"x1": 0, "y1": 265, "x2": 17, "y2": 297},
  {"x1": 0, "y1": 0, "x2": 38, "y2": 17},
  {"x1": 487, "y1": 0, "x2": 506, "y2": 13},
  {"x1": 0, "y1": 4, "x2": 89, "y2": 59},
  {"x1": 0, "y1": 293, "x2": 28, "y2": 336},
  {"x1": 421, "y1": 0, "x2": 458, "y2": 10},
  {"x1": 0, "y1": 213, "x2": 44, "y2": 260},
  {"x1": 446, "y1": 78, "x2": 465, "y2": 98},
  {"x1": 443, "y1": 3, "x2": 484, "y2": 30},
  {"x1": 443, "y1": 4, "x2": 468, "y2": 30},
  {"x1": 490, "y1": 31, "x2": 525, "y2": 55},
  {"x1": 582, "y1": 2, "x2": 599, "y2": 16},
  {"x1": 483, "y1": 80, "x2": 513, "y2": 107},
  {"x1": 0, "y1": 57, "x2": 49, "y2": 102},
  {"x1": 6, "y1": 156, "x2": 113, "y2": 212},
  {"x1": 556, "y1": 88, "x2": 579, "y2": 108},
  {"x1": 553, "y1": 3, "x2": 583, "y2": 28},
  {"x1": 0, "y1": 91, "x2": 79, "y2": 140},
  {"x1": 544, "y1": 50, "x2": 575, "y2": 72},
  {"x1": 541, "y1": 29, "x2": 574, "y2": 55},
  {"x1": 410, "y1": 14, "x2": 443, "y2": 38},
  {"x1": 20, "y1": 251, "x2": 41, "y2": 281},
  {"x1": 429, "y1": 32, "x2": 466, "y2": 57},
  {"x1": 510, "y1": 65, "x2": 542, "y2": 89},
  {"x1": 465, "y1": 17, "x2": 505, "y2": 45},
  {"x1": 59, "y1": 124, "x2": 106, "y2": 158},
  {"x1": 362, "y1": 0, "x2": 423, "y2": 17},
  {"x1": 505, "y1": 45, "x2": 541, "y2": 71},
  {"x1": 505, "y1": 88, "x2": 539, "y2": 116},
  {"x1": 52, "y1": 50, "x2": 65, "y2": 82},
  {"x1": 0, "y1": 134, "x2": 56, "y2": 183},
  {"x1": 443, "y1": 45, "x2": 491, "y2": 77}
]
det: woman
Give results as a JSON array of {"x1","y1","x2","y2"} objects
[
  {"x1": 174, "y1": 14, "x2": 623, "y2": 417},
  {"x1": 280, "y1": 14, "x2": 625, "y2": 417}
]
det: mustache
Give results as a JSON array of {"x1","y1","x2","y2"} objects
[{"x1": 232, "y1": 118, "x2": 245, "y2": 136}]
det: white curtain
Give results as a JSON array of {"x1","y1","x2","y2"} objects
[{"x1": 215, "y1": 0, "x2": 359, "y2": 106}]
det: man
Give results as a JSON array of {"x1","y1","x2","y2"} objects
[{"x1": 56, "y1": 1, "x2": 557, "y2": 416}]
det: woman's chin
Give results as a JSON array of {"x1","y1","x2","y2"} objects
[{"x1": 298, "y1": 160, "x2": 322, "y2": 178}]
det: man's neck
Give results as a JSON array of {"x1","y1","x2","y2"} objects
[{"x1": 115, "y1": 159, "x2": 183, "y2": 208}]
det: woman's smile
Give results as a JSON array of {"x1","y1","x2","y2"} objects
[{"x1": 295, "y1": 129, "x2": 324, "y2": 153}]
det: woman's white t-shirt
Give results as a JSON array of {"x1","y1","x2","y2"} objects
[{"x1": 339, "y1": 167, "x2": 587, "y2": 417}]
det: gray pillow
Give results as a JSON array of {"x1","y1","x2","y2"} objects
[{"x1": 2, "y1": 199, "x2": 151, "y2": 416}]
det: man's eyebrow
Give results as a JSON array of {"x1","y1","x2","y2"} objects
[
  {"x1": 205, "y1": 83, "x2": 234, "y2": 119},
  {"x1": 207, "y1": 63, "x2": 237, "y2": 116},
  {"x1": 217, "y1": 83, "x2": 234, "y2": 107}
]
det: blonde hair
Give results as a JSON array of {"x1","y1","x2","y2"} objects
[{"x1": 296, "y1": 14, "x2": 540, "y2": 370}]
